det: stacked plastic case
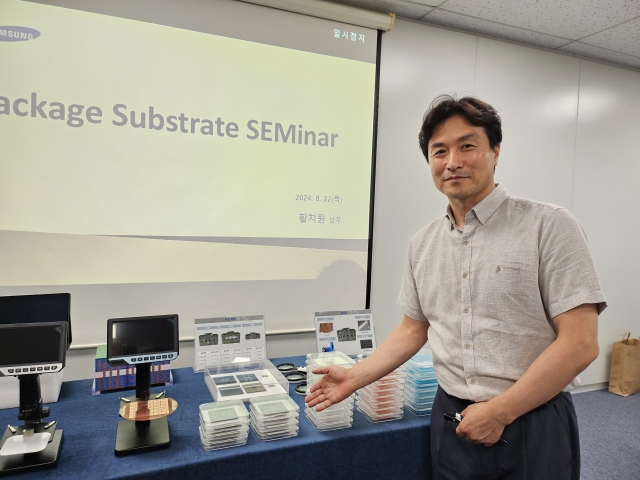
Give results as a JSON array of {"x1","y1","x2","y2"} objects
[
  {"x1": 403, "y1": 349, "x2": 438, "y2": 415},
  {"x1": 199, "y1": 400, "x2": 250, "y2": 450},
  {"x1": 305, "y1": 352, "x2": 356, "y2": 431},
  {"x1": 355, "y1": 354, "x2": 406, "y2": 422},
  {"x1": 204, "y1": 360, "x2": 288, "y2": 402},
  {"x1": 249, "y1": 393, "x2": 300, "y2": 441}
]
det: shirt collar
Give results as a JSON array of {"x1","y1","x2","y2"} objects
[
  {"x1": 444, "y1": 184, "x2": 508, "y2": 227},
  {"x1": 445, "y1": 205, "x2": 458, "y2": 230},
  {"x1": 472, "y1": 184, "x2": 508, "y2": 224}
]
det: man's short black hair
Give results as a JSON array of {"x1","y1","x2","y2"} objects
[{"x1": 419, "y1": 95, "x2": 502, "y2": 163}]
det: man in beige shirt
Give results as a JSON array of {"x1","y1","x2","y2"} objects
[{"x1": 305, "y1": 95, "x2": 606, "y2": 479}]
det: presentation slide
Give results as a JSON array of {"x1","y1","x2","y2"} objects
[{"x1": 0, "y1": 0, "x2": 378, "y2": 338}]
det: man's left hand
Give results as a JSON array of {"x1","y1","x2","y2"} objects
[{"x1": 456, "y1": 401, "x2": 507, "y2": 446}]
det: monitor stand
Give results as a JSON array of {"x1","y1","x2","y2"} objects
[
  {"x1": 114, "y1": 363, "x2": 170, "y2": 456},
  {"x1": 0, "y1": 374, "x2": 63, "y2": 476}
]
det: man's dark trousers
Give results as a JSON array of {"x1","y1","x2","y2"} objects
[{"x1": 431, "y1": 386, "x2": 581, "y2": 480}]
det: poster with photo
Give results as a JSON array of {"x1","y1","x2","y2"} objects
[
  {"x1": 194, "y1": 315, "x2": 266, "y2": 371},
  {"x1": 314, "y1": 310, "x2": 376, "y2": 356}
]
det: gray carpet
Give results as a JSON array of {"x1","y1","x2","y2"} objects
[{"x1": 572, "y1": 389, "x2": 640, "y2": 479}]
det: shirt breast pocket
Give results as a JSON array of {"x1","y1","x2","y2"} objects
[
  {"x1": 489, "y1": 257, "x2": 543, "y2": 331},
  {"x1": 492, "y1": 260, "x2": 537, "y2": 294}
]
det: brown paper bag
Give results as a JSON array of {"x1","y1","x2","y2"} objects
[{"x1": 608, "y1": 333, "x2": 640, "y2": 396}]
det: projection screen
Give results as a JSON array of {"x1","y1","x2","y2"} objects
[{"x1": 0, "y1": 0, "x2": 380, "y2": 345}]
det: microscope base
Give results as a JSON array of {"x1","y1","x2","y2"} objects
[
  {"x1": 114, "y1": 417, "x2": 170, "y2": 456},
  {"x1": 0, "y1": 427, "x2": 63, "y2": 477}
]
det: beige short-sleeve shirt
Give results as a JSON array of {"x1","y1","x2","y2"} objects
[{"x1": 397, "y1": 185, "x2": 607, "y2": 402}]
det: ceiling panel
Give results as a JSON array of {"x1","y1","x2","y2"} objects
[
  {"x1": 579, "y1": 16, "x2": 640, "y2": 57},
  {"x1": 558, "y1": 41, "x2": 640, "y2": 70},
  {"x1": 437, "y1": 0, "x2": 640, "y2": 40},
  {"x1": 423, "y1": 9, "x2": 570, "y2": 49},
  {"x1": 335, "y1": 0, "x2": 435, "y2": 19}
]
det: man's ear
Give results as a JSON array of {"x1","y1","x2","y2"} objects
[{"x1": 493, "y1": 143, "x2": 501, "y2": 167}]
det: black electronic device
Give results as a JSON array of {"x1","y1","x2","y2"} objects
[
  {"x1": 0, "y1": 322, "x2": 67, "y2": 475},
  {"x1": 0, "y1": 293, "x2": 72, "y2": 348},
  {"x1": 0, "y1": 323, "x2": 66, "y2": 377},
  {"x1": 106, "y1": 314, "x2": 179, "y2": 457},
  {"x1": 107, "y1": 314, "x2": 179, "y2": 367}
]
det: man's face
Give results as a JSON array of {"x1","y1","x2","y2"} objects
[{"x1": 428, "y1": 115, "x2": 500, "y2": 204}]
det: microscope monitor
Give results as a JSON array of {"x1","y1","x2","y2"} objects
[
  {"x1": 0, "y1": 293, "x2": 72, "y2": 348},
  {"x1": 0, "y1": 322, "x2": 66, "y2": 376},
  {"x1": 107, "y1": 314, "x2": 179, "y2": 367}
]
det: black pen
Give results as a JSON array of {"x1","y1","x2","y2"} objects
[{"x1": 444, "y1": 412, "x2": 508, "y2": 445}]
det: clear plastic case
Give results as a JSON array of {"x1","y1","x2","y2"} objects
[
  {"x1": 249, "y1": 393, "x2": 300, "y2": 441},
  {"x1": 199, "y1": 399, "x2": 250, "y2": 450},
  {"x1": 354, "y1": 354, "x2": 406, "y2": 424},
  {"x1": 304, "y1": 351, "x2": 356, "y2": 431},
  {"x1": 403, "y1": 348, "x2": 438, "y2": 416},
  {"x1": 204, "y1": 360, "x2": 289, "y2": 402}
]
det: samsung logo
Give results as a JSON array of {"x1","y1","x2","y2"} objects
[{"x1": 0, "y1": 26, "x2": 41, "y2": 42}]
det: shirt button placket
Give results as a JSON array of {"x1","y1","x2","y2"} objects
[{"x1": 460, "y1": 220, "x2": 476, "y2": 394}]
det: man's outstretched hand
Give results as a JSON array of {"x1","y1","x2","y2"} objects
[{"x1": 304, "y1": 365, "x2": 357, "y2": 412}]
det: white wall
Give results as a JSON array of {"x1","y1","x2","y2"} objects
[
  {"x1": 369, "y1": 18, "x2": 640, "y2": 387},
  {"x1": 571, "y1": 61, "x2": 640, "y2": 384}
]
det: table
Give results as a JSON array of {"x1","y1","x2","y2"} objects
[{"x1": 0, "y1": 356, "x2": 432, "y2": 479}]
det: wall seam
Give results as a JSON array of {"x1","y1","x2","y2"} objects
[
  {"x1": 570, "y1": 59, "x2": 583, "y2": 212},
  {"x1": 473, "y1": 35, "x2": 479, "y2": 94}
]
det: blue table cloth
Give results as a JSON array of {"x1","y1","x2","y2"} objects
[{"x1": 0, "y1": 356, "x2": 432, "y2": 479}]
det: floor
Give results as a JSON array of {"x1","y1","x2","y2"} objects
[{"x1": 572, "y1": 388, "x2": 640, "y2": 479}]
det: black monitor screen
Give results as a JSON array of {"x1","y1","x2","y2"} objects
[
  {"x1": 0, "y1": 322, "x2": 66, "y2": 367},
  {"x1": 108, "y1": 315, "x2": 178, "y2": 358},
  {"x1": 0, "y1": 293, "x2": 72, "y2": 346}
]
